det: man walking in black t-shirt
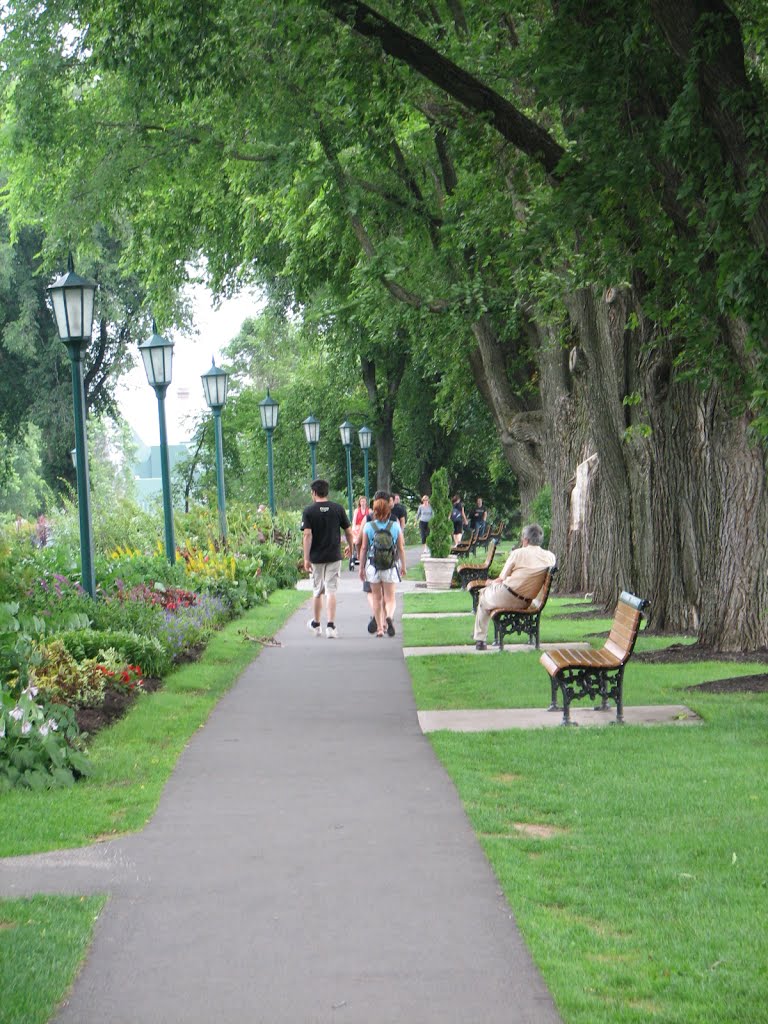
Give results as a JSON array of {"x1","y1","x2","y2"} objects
[{"x1": 301, "y1": 479, "x2": 355, "y2": 639}]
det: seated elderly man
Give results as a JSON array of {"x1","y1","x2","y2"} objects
[{"x1": 473, "y1": 523, "x2": 556, "y2": 650}]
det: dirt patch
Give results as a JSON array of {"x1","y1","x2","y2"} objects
[
  {"x1": 481, "y1": 824, "x2": 568, "y2": 840},
  {"x1": 686, "y1": 674, "x2": 768, "y2": 694},
  {"x1": 634, "y1": 642, "x2": 768, "y2": 665},
  {"x1": 512, "y1": 822, "x2": 567, "y2": 839},
  {"x1": 629, "y1": 642, "x2": 768, "y2": 693},
  {"x1": 75, "y1": 676, "x2": 163, "y2": 738}
]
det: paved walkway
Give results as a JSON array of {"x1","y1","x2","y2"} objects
[{"x1": 0, "y1": 552, "x2": 562, "y2": 1024}]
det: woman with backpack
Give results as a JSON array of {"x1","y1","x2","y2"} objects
[{"x1": 359, "y1": 495, "x2": 407, "y2": 637}]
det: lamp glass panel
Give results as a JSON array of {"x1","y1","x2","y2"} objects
[
  {"x1": 339, "y1": 421, "x2": 353, "y2": 446},
  {"x1": 141, "y1": 343, "x2": 173, "y2": 387},
  {"x1": 358, "y1": 426, "x2": 372, "y2": 450},
  {"x1": 260, "y1": 397, "x2": 279, "y2": 430},
  {"x1": 303, "y1": 417, "x2": 320, "y2": 444},
  {"x1": 50, "y1": 289, "x2": 69, "y2": 339}
]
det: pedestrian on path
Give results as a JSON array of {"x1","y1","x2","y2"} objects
[
  {"x1": 416, "y1": 494, "x2": 433, "y2": 551},
  {"x1": 473, "y1": 522, "x2": 556, "y2": 650},
  {"x1": 359, "y1": 495, "x2": 407, "y2": 637},
  {"x1": 302, "y1": 479, "x2": 355, "y2": 638}
]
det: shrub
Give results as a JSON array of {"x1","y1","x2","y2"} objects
[
  {"x1": 57, "y1": 629, "x2": 171, "y2": 679},
  {"x1": 155, "y1": 594, "x2": 229, "y2": 662},
  {"x1": 0, "y1": 683, "x2": 91, "y2": 792},
  {"x1": 427, "y1": 468, "x2": 454, "y2": 558},
  {"x1": 30, "y1": 640, "x2": 106, "y2": 708}
]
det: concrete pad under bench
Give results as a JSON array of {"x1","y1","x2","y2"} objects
[
  {"x1": 418, "y1": 704, "x2": 701, "y2": 732},
  {"x1": 404, "y1": 641, "x2": 593, "y2": 657}
]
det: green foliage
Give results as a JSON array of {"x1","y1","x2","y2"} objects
[
  {"x1": 426, "y1": 467, "x2": 454, "y2": 558},
  {"x1": 530, "y1": 485, "x2": 552, "y2": 547},
  {"x1": 29, "y1": 639, "x2": 107, "y2": 708},
  {"x1": 57, "y1": 629, "x2": 171, "y2": 679},
  {"x1": 0, "y1": 683, "x2": 91, "y2": 792}
]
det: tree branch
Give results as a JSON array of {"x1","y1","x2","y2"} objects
[{"x1": 322, "y1": 0, "x2": 565, "y2": 177}]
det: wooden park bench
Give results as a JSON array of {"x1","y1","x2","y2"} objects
[
  {"x1": 467, "y1": 566, "x2": 557, "y2": 648},
  {"x1": 539, "y1": 591, "x2": 649, "y2": 725},
  {"x1": 451, "y1": 529, "x2": 478, "y2": 556},
  {"x1": 455, "y1": 539, "x2": 498, "y2": 590},
  {"x1": 475, "y1": 520, "x2": 505, "y2": 552}
]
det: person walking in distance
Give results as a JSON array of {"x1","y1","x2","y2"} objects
[
  {"x1": 359, "y1": 495, "x2": 406, "y2": 637},
  {"x1": 302, "y1": 479, "x2": 355, "y2": 639},
  {"x1": 416, "y1": 494, "x2": 433, "y2": 552}
]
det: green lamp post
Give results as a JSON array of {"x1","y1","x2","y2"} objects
[
  {"x1": 358, "y1": 425, "x2": 372, "y2": 503},
  {"x1": 139, "y1": 322, "x2": 176, "y2": 564},
  {"x1": 201, "y1": 358, "x2": 230, "y2": 544},
  {"x1": 302, "y1": 414, "x2": 320, "y2": 480},
  {"x1": 259, "y1": 389, "x2": 279, "y2": 514},
  {"x1": 48, "y1": 255, "x2": 97, "y2": 598},
  {"x1": 339, "y1": 419, "x2": 354, "y2": 520}
]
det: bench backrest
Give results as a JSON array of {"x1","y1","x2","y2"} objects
[
  {"x1": 604, "y1": 591, "x2": 649, "y2": 663},
  {"x1": 529, "y1": 565, "x2": 557, "y2": 613},
  {"x1": 483, "y1": 539, "x2": 498, "y2": 569}
]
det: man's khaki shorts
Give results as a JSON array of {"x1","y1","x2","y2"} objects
[{"x1": 311, "y1": 561, "x2": 342, "y2": 597}]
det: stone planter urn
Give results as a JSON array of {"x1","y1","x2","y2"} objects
[{"x1": 422, "y1": 555, "x2": 458, "y2": 591}]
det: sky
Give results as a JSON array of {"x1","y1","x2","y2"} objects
[{"x1": 116, "y1": 285, "x2": 264, "y2": 447}]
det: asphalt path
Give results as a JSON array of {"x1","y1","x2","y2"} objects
[{"x1": 1, "y1": 554, "x2": 562, "y2": 1024}]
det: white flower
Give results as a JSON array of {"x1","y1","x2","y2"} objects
[
  {"x1": 22, "y1": 684, "x2": 39, "y2": 698},
  {"x1": 47, "y1": 718, "x2": 59, "y2": 732},
  {"x1": 9, "y1": 706, "x2": 23, "y2": 721},
  {"x1": 21, "y1": 721, "x2": 32, "y2": 735},
  {"x1": 39, "y1": 723, "x2": 49, "y2": 737},
  {"x1": 0, "y1": 720, "x2": 5, "y2": 738}
]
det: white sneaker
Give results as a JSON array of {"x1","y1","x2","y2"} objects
[
  {"x1": 307, "y1": 619, "x2": 321, "y2": 637},
  {"x1": 326, "y1": 624, "x2": 338, "y2": 639}
]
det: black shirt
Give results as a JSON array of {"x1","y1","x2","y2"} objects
[
  {"x1": 391, "y1": 502, "x2": 407, "y2": 523},
  {"x1": 301, "y1": 500, "x2": 351, "y2": 563}
]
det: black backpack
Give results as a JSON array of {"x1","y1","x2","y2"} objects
[{"x1": 371, "y1": 522, "x2": 396, "y2": 570}]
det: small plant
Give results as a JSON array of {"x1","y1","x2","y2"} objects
[
  {"x1": 57, "y1": 628, "x2": 171, "y2": 678},
  {"x1": 426, "y1": 468, "x2": 454, "y2": 558},
  {"x1": 30, "y1": 639, "x2": 107, "y2": 708},
  {"x1": 0, "y1": 683, "x2": 91, "y2": 791}
]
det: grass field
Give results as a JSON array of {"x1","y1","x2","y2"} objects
[{"x1": 403, "y1": 590, "x2": 768, "y2": 1023}]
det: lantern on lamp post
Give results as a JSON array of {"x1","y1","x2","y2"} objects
[
  {"x1": 259, "y1": 389, "x2": 279, "y2": 514},
  {"x1": 201, "y1": 358, "x2": 230, "y2": 544},
  {"x1": 358, "y1": 425, "x2": 372, "y2": 503},
  {"x1": 139, "y1": 321, "x2": 176, "y2": 564},
  {"x1": 339, "y1": 420, "x2": 354, "y2": 520},
  {"x1": 302, "y1": 414, "x2": 320, "y2": 480},
  {"x1": 48, "y1": 255, "x2": 97, "y2": 598}
]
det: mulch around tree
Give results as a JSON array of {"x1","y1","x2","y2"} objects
[{"x1": 631, "y1": 641, "x2": 768, "y2": 693}]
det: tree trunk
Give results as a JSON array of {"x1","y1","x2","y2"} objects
[
  {"x1": 642, "y1": 340, "x2": 768, "y2": 649},
  {"x1": 468, "y1": 314, "x2": 547, "y2": 513}
]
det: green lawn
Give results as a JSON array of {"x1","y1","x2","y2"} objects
[
  {"x1": 403, "y1": 594, "x2": 768, "y2": 1023},
  {"x1": 0, "y1": 895, "x2": 106, "y2": 1024}
]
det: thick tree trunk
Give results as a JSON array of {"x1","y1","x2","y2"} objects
[
  {"x1": 468, "y1": 314, "x2": 547, "y2": 513},
  {"x1": 562, "y1": 287, "x2": 649, "y2": 605},
  {"x1": 561, "y1": 284, "x2": 768, "y2": 649},
  {"x1": 642, "y1": 342, "x2": 768, "y2": 649}
]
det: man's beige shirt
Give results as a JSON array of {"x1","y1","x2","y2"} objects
[{"x1": 499, "y1": 544, "x2": 556, "y2": 599}]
